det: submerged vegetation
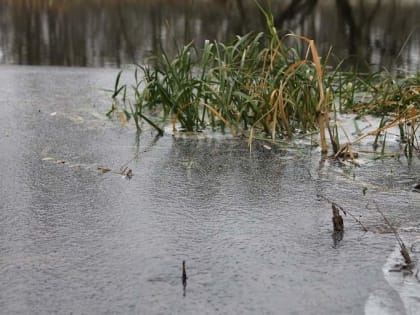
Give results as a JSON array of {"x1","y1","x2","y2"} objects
[{"x1": 107, "y1": 3, "x2": 419, "y2": 157}]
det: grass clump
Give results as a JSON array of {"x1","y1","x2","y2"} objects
[
  {"x1": 108, "y1": 4, "x2": 329, "y2": 150},
  {"x1": 332, "y1": 72, "x2": 420, "y2": 157},
  {"x1": 108, "y1": 3, "x2": 419, "y2": 157}
]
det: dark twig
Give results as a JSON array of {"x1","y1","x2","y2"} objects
[
  {"x1": 318, "y1": 194, "x2": 368, "y2": 231},
  {"x1": 331, "y1": 204, "x2": 344, "y2": 247},
  {"x1": 182, "y1": 260, "x2": 187, "y2": 297},
  {"x1": 332, "y1": 204, "x2": 344, "y2": 232},
  {"x1": 182, "y1": 260, "x2": 187, "y2": 286}
]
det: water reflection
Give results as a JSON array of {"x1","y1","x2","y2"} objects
[{"x1": 0, "y1": 0, "x2": 419, "y2": 70}]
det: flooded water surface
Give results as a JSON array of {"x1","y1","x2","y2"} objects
[
  {"x1": 1, "y1": 1, "x2": 420, "y2": 314},
  {"x1": 0, "y1": 66, "x2": 419, "y2": 314},
  {"x1": 0, "y1": 0, "x2": 420, "y2": 70}
]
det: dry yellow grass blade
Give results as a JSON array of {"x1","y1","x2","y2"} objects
[
  {"x1": 269, "y1": 89, "x2": 280, "y2": 140},
  {"x1": 171, "y1": 112, "x2": 177, "y2": 131},
  {"x1": 248, "y1": 105, "x2": 277, "y2": 149},
  {"x1": 118, "y1": 110, "x2": 127, "y2": 125},
  {"x1": 286, "y1": 34, "x2": 328, "y2": 153},
  {"x1": 366, "y1": 114, "x2": 419, "y2": 137},
  {"x1": 269, "y1": 43, "x2": 284, "y2": 70},
  {"x1": 345, "y1": 107, "x2": 420, "y2": 146},
  {"x1": 408, "y1": 104, "x2": 418, "y2": 127},
  {"x1": 202, "y1": 103, "x2": 232, "y2": 131},
  {"x1": 270, "y1": 59, "x2": 307, "y2": 140},
  {"x1": 248, "y1": 127, "x2": 255, "y2": 153}
]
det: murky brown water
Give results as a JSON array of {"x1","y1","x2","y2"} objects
[
  {"x1": 0, "y1": 0, "x2": 419, "y2": 70},
  {"x1": 0, "y1": 66, "x2": 419, "y2": 314}
]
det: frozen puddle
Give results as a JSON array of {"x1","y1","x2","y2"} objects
[{"x1": 365, "y1": 235, "x2": 420, "y2": 315}]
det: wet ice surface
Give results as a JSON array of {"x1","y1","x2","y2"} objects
[
  {"x1": 0, "y1": 66, "x2": 419, "y2": 314},
  {"x1": 365, "y1": 236, "x2": 420, "y2": 315}
]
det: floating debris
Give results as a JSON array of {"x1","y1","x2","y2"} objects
[
  {"x1": 41, "y1": 157, "x2": 55, "y2": 161},
  {"x1": 413, "y1": 183, "x2": 420, "y2": 193},
  {"x1": 97, "y1": 167, "x2": 111, "y2": 173},
  {"x1": 120, "y1": 167, "x2": 133, "y2": 179},
  {"x1": 400, "y1": 244, "x2": 412, "y2": 266},
  {"x1": 333, "y1": 143, "x2": 359, "y2": 160},
  {"x1": 125, "y1": 169, "x2": 133, "y2": 179},
  {"x1": 42, "y1": 156, "x2": 133, "y2": 179}
]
